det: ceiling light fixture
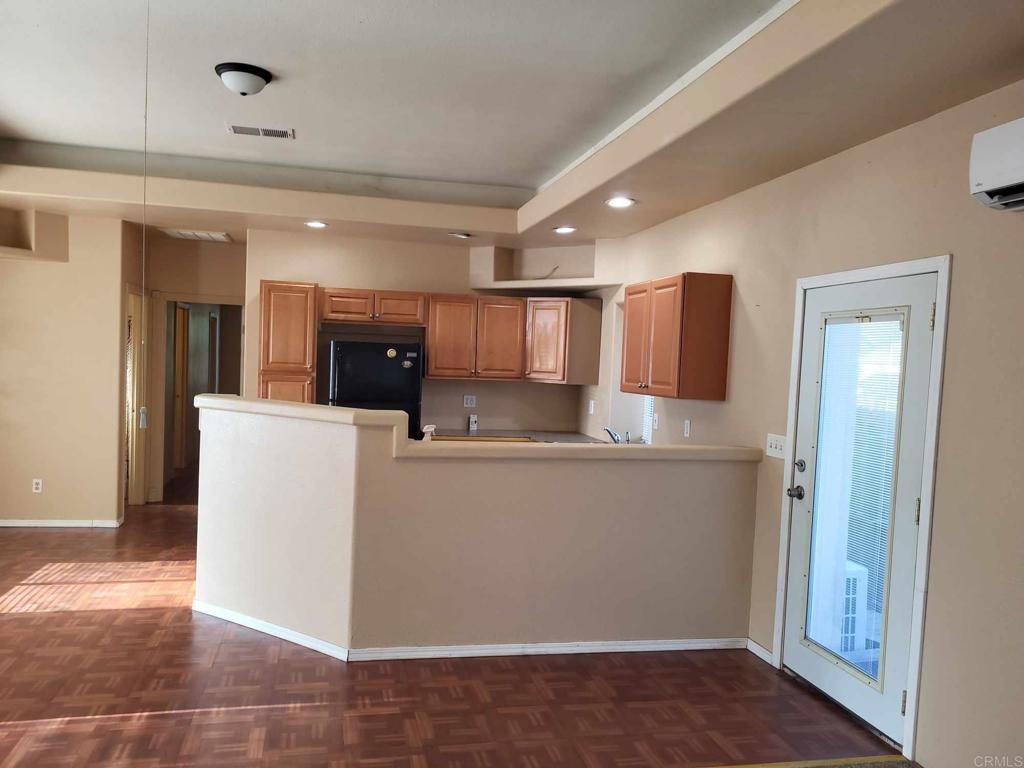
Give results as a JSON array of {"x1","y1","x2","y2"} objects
[
  {"x1": 606, "y1": 196, "x2": 636, "y2": 209},
  {"x1": 553, "y1": 226, "x2": 577, "y2": 235},
  {"x1": 215, "y1": 62, "x2": 273, "y2": 96},
  {"x1": 448, "y1": 232, "x2": 474, "y2": 239},
  {"x1": 305, "y1": 220, "x2": 328, "y2": 229}
]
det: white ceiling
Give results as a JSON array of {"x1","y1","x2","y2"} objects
[{"x1": 0, "y1": 0, "x2": 779, "y2": 196}]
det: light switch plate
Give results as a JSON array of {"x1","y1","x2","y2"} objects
[
  {"x1": 463, "y1": 395, "x2": 476, "y2": 408},
  {"x1": 587, "y1": 399, "x2": 595, "y2": 415},
  {"x1": 766, "y1": 433, "x2": 787, "y2": 459},
  {"x1": 683, "y1": 419, "x2": 691, "y2": 438},
  {"x1": 652, "y1": 413, "x2": 659, "y2": 430}
]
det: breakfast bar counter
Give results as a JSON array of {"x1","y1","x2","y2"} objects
[{"x1": 193, "y1": 394, "x2": 762, "y2": 661}]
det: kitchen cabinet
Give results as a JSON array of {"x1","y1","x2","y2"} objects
[
  {"x1": 619, "y1": 272, "x2": 732, "y2": 400},
  {"x1": 621, "y1": 282, "x2": 652, "y2": 393},
  {"x1": 320, "y1": 288, "x2": 374, "y2": 323},
  {"x1": 320, "y1": 288, "x2": 427, "y2": 325},
  {"x1": 426, "y1": 294, "x2": 525, "y2": 379},
  {"x1": 525, "y1": 297, "x2": 602, "y2": 385},
  {"x1": 426, "y1": 294, "x2": 478, "y2": 378},
  {"x1": 259, "y1": 372, "x2": 314, "y2": 403},
  {"x1": 259, "y1": 280, "x2": 317, "y2": 403},
  {"x1": 476, "y1": 296, "x2": 525, "y2": 379},
  {"x1": 374, "y1": 290, "x2": 427, "y2": 325}
]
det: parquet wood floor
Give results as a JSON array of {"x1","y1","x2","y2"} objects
[{"x1": 0, "y1": 502, "x2": 896, "y2": 767}]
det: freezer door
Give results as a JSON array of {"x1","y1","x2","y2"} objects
[{"x1": 331, "y1": 341, "x2": 423, "y2": 404}]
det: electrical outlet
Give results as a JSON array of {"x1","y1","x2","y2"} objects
[
  {"x1": 683, "y1": 419, "x2": 691, "y2": 438},
  {"x1": 652, "y1": 413, "x2": 659, "y2": 430},
  {"x1": 463, "y1": 395, "x2": 476, "y2": 408},
  {"x1": 766, "y1": 433, "x2": 787, "y2": 459},
  {"x1": 31, "y1": 478, "x2": 43, "y2": 494},
  {"x1": 587, "y1": 399, "x2": 595, "y2": 415}
]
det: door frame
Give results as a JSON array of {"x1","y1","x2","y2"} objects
[
  {"x1": 770, "y1": 254, "x2": 950, "y2": 759},
  {"x1": 123, "y1": 286, "x2": 148, "y2": 508}
]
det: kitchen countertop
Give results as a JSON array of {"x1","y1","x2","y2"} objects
[
  {"x1": 432, "y1": 429, "x2": 606, "y2": 444},
  {"x1": 194, "y1": 396, "x2": 762, "y2": 462}
]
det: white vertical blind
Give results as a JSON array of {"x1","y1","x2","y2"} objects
[{"x1": 641, "y1": 395, "x2": 655, "y2": 444}]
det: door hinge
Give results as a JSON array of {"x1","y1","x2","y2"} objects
[
  {"x1": 928, "y1": 302, "x2": 936, "y2": 330},
  {"x1": 915, "y1": 497, "x2": 921, "y2": 525},
  {"x1": 901, "y1": 689, "x2": 908, "y2": 715}
]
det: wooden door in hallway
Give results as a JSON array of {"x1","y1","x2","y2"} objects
[{"x1": 172, "y1": 305, "x2": 189, "y2": 470}]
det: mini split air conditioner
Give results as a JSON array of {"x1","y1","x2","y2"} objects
[{"x1": 970, "y1": 115, "x2": 1024, "y2": 211}]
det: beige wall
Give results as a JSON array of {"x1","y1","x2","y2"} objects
[
  {"x1": 582, "y1": 79, "x2": 1024, "y2": 766},
  {"x1": 194, "y1": 406, "x2": 356, "y2": 651},
  {"x1": 0, "y1": 217, "x2": 126, "y2": 522},
  {"x1": 146, "y1": 236, "x2": 247, "y2": 298},
  {"x1": 351, "y1": 425, "x2": 757, "y2": 648},
  {"x1": 244, "y1": 229, "x2": 583, "y2": 431}
]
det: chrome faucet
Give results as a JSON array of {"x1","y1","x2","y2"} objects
[{"x1": 603, "y1": 427, "x2": 622, "y2": 444}]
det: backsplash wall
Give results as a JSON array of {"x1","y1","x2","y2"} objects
[{"x1": 422, "y1": 379, "x2": 581, "y2": 432}]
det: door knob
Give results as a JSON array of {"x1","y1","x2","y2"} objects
[{"x1": 786, "y1": 485, "x2": 805, "y2": 500}]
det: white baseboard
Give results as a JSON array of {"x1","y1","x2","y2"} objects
[
  {"x1": 190, "y1": 601, "x2": 746, "y2": 663},
  {"x1": 0, "y1": 518, "x2": 122, "y2": 528},
  {"x1": 746, "y1": 638, "x2": 773, "y2": 664},
  {"x1": 191, "y1": 600, "x2": 350, "y2": 661},
  {"x1": 347, "y1": 637, "x2": 747, "y2": 662}
]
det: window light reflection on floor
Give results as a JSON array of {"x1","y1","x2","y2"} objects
[{"x1": 0, "y1": 561, "x2": 195, "y2": 613}]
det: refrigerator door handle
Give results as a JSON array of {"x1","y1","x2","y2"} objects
[{"x1": 327, "y1": 340, "x2": 339, "y2": 406}]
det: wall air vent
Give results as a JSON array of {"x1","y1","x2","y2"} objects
[
  {"x1": 226, "y1": 124, "x2": 295, "y2": 139},
  {"x1": 158, "y1": 228, "x2": 233, "y2": 243}
]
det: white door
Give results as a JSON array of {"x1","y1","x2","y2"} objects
[{"x1": 783, "y1": 272, "x2": 936, "y2": 742}]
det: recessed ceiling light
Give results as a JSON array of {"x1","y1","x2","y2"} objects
[
  {"x1": 553, "y1": 226, "x2": 577, "y2": 235},
  {"x1": 448, "y1": 232, "x2": 474, "y2": 239},
  {"x1": 305, "y1": 220, "x2": 328, "y2": 229},
  {"x1": 606, "y1": 196, "x2": 636, "y2": 209}
]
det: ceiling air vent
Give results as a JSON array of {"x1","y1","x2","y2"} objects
[
  {"x1": 159, "y1": 228, "x2": 233, "y2": 243},
  {"x1": 226, "y1": 124, "x2": 295, "y2": 139}
]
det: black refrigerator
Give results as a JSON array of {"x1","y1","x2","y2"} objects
[{"x1": 325, "y1": 340, "x2": 423, "y2": 438}]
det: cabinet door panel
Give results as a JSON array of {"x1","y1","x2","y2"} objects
[
  {"x1": 261, "y1": 281, "x2": 316, "y2": 371},
  {"x1": 525, "y1": 299, "x2": 568, "y2": 382},
  {"x1": 646, "y1": 274, "x2": 684, "y2": 397},
  {"x1": 260, "y1": 372, "x2": 314, "y2": 403},
  {"x1": 620, "y1": 282, "x2": 651, "y2": 394},
  {"x1": 426, "y1": 295, "x2": 477, "y2": 378},
  {"x1": 375, "y1": 291, "x2": 427, "y2": 325},
  {"x1": 321, "y1": 288, "x2": 375, "y2": 323},
  {"x1": 477, "y1": 297, "x2": 525, "y2": 379}
]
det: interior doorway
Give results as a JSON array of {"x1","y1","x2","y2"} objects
[
  {"x1": 165, "y1": 302, "x2": 242, "y2": 504},
  {"x1": 774, "y1": 256, "x2": 949, "y2": 758}
]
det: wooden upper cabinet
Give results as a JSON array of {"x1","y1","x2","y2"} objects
[
  {"x1": 426, "y1": 294, "x2": 478, "y2": 378},
  {"x1": 526, "y1": 297, "x2": 602, "y2": 385},
  {"x1": 619, "y1": 272, "x2": 732, "y2": 400},
  {"x1": 476, "y1": 297, "x2": 525, "y2": 379},
  {"x1": 620, "y1": 282, "x2": 652, "y2": 394},
  {"x1": 375, "y1": 290, "x2": 427, "y2": 325},
  {"x1": 320, "y1": 288, "x2": 427, "y2": 325},
  {"x1": 678, "y1": 273, "x2": 733, "y2": 400},
  {"x1": 260, "y1": 280, "x2": 316, "y2": 372},
  {"x1": 525, "y1": 299, "x2": 568, "y2": 382},
  {"x1": 645, "y1": 275, "x2": 684, "y2": 398},
  {"x1": 320, "y1": 288, "x2": 374, "y2": 323}
]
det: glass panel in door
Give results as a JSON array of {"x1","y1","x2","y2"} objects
[{"x1": 805, "y1": 313, "x2": 905, "y2": 681}]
